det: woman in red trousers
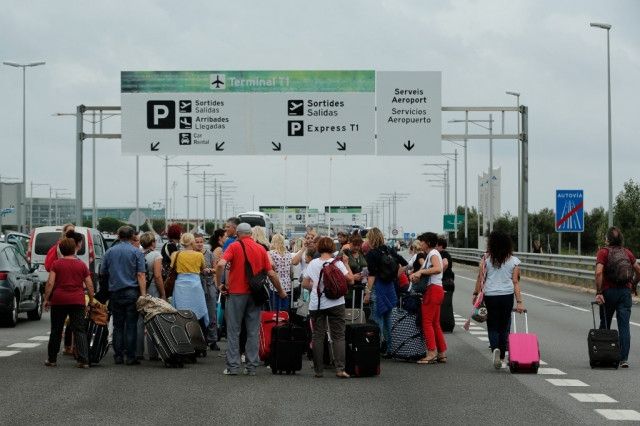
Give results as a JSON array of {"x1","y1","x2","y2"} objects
[{"x1": 410, "y1": 232, "x2": 447, "y2": 364}]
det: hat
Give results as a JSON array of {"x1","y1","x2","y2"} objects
[{"x1": 237, "y1": 222, "x2": 252, "y2": 235}]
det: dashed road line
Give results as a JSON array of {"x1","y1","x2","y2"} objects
[
  {"x1": 8, "y1": 343, "x2": 41, "y2": 349},
  {"x1": 569, "y1": 393, "x2": 617, "y2": 403},
  {"x1": 546, "y1": 379, "x2": 589, "y2": 387},
  {"x1": 469, "y1": 331, "x2": 486, "y2": 335},
  {"x1": 595, "y1": 409, "x2": 640, "y2": 421},
  {"x1": 28, "y1": 336, "x2": 50, "y2": 341},
  {"x1": 477, "y1": 336, "x2": 489, "y2": 342},
  {"x1": 0, "y1": 350, "x2": 21, "y2": 357},
  {"x1": 537, "y1": 368, "x2": 566, "y2": 375}
]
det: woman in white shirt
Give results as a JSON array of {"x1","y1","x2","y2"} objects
[
  {"x1": 268, "y1": 233, "x2": 303, "y2": 310},
  {"x1": 410, "y1": 232, "x2": 447, "y2": 365},
  {"x1": 302, "y1": 237, "x2": 354, "y2": 378},
  {"x1": 473, "y1": 230, "x2": 524, "y2": 369}
]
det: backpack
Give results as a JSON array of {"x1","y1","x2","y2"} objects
[
  {"x1": 160, "y1": 243, "x2": 173, "y2": 280},
  {"x1": 378, "y1": 246, "x2": 399, "y2": 283},
  {"x1": 317, "y1": 258, "x2": 348, "y2": 308},
  {"x1": 606, "y1": 246, "x2": 634, "y2": 287}
]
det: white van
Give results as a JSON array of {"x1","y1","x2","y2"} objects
[
  {"x1": 237, "y1": 211, "x2": 274, "y2": 240},
  {"x1": 27, "y1": 226, "x2": 108, "y2": 285}
]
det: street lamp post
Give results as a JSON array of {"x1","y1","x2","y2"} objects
[
  {"x1": 3, "y1": 61, "x2": 46, "y2": 232},
  {"x1": 590, "y1": 22, "x2": 613, "y2": 227},
  {"x1": 506, "y1": 91, "x2": 522, "y2": 250}
]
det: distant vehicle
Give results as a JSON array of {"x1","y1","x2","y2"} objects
[
  {"x1": 237, "y1": 211, "x2": 274, "y2": 240},
  {"x1": 0, "y1": 242, "x2": 42, "y2": 327},
  {"x1": 27, "y1": 226, "x2": 108, "y2": 286}
]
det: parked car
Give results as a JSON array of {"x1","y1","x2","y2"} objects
[
  {"x1": 0, "y1": 242, "x2": 42, "y2": 326},
  {"x1": 4, "y1": 231, "x2": 30, "y2": 258},
  {"x1": 27, "y1": 226, "x2": 108, "y2": 287}
]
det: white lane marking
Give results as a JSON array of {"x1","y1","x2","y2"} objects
[
  {"x1": 0, "y1": 350, "x2": 21, "y2": 357},
  {"x1": 546, "y1": 379, "x2": 589, "y2": 387},
  {"x1": 569, "y1": 393, "x2": 617, "y2": 403},
  {"x1": 47, "y1": 331, "x2": 51, "y2": 334},
  {"x1": 468, "y1": 326, "x2": 484, "y2": 330},
  {"x1": 8, "y1": 343, "x2": 41, "y2": 348},
  {"x1": 477, "y1": 337, "x2": 489, "y2": 342},
  {"x1": 469, "y1": 331, "x2": 486, "y2": 335},
  {"x1": 539, "y1": 360, "x2": 548, "y2": 365},
  {"x1": 595, "y1": 409, "x2": 640, "y2": 421},
  {"x1": 537, "y1": 368, "x2": 566, "y2": 375},
  {"x1": 28, "y1": 336, "x2": 50, "y2": 341}
]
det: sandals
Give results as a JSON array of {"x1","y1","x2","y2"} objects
[
  {"x1": 417, "y1": 355, "x2": 438, "y2": 365},
  {"x1": 336, "y1": 371, "x2": 350, "y2": 379}
]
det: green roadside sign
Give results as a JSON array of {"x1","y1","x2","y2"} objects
[{"x1": 443, "y1": 214, "x2": 464, "y2": 231}]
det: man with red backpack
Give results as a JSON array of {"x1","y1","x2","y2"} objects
[{"x1": 595, "y1": 227, "x2": 640, "y2": 368}]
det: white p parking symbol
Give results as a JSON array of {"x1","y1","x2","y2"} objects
[
  {"x1": 147, "y1": 101, "x2": 175, "y2": 129},
  {"x1": 153, "y1": 105, "x2": 170, "y2": 125},
  {"x1": 288, "y1": 120, "x2": 304, "y2": 136}
]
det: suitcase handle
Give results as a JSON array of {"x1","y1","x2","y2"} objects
[
  {"x1": 511, "y1": 309, "x2": 529, "y2": 333},
  {"x1": 591, "y1": 301, "x2": 610, "y2": 330}
]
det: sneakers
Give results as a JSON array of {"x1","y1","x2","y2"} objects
[
  {"x1": 492, "y1": 348, "x2": 502, "y2": 370},
  {"x1": 620, "y1": 361, "x2": 629, "y2": 368},
  {"x1": 223, "y1": 368, "x2": 238, "y2": 376},
  {"x1": 44, "y1": 360, "x2": 57, "y2": 367}
]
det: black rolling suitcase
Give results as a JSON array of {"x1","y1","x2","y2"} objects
[
  {"x1": 345, "y1": 286, "x2": 381, "y2": 377},
  {"x1": 440, "y1": 280, "x2": 455, "y2": 333},
  {"x1": 174, "y1": 310, "x2": 208, "y2": 360},
  {"x1": 588, "y1": 302, "x2": 620, "y2": 369},
  {"x1": 86, "y1": 320, "x2": 110, "y2": 364},
  {"x1": 269, "y1": 288, "x2": 306, "y2": 374},
  {"x1": 146, "y1": 313, "x2": 195, "y2": 368}
]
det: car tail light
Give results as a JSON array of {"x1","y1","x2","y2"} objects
[
  {"x1": 87, "y1": 231, "x2": 95, "y2": 264},
  {"x1": 26, "y1": 229, "x2": 35, "y2": 264},
  {"x1": 0, "y1": 272, "x2": 8, "y2": 281}
]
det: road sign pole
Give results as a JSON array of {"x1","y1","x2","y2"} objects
[
  {"x1": 578, "y1": 233, "x2": 582, "y2": 256},
  {"x1": 135, "y1": 155, "x2": 139, "y2": 232},
  {"x1": 558, "y1": 233, "x2": 562, "y2": 255},
  {"x1": 521, "y1": 106, "x2": 529, "y2": 252},
  {"x1": 488, "y1": 114, "x2": 493, "y2": 234},
  {"x1": 464, "y1": 112, "x2": 468, "y2": 247},
  {"x1": 165, "y1": 156, "x2": 169, "y2": 232},
  {"x1": 75, "y1": 105, "x2": 83, "y2": 226}
]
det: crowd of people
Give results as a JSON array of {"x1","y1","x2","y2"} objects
[{"x1": 41, "y1": 217, "x2": 637, "y2": 373}]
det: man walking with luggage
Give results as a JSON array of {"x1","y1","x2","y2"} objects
[
  {"x1": 595, "y1": 227, "x2": 640, "y2": 368},
  {"x1": 101, "y1": 226, "x2": 147, "y2": 365},
  {"x1": 216, "y1": 223, "x2": 287, "y2": 376}
]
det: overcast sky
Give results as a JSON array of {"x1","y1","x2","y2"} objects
[{"x1": 1, "y1": 0, "x2": 638, "y2": 234}]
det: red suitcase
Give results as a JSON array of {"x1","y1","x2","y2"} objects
[
  {"x1": 259, "y1": 310, "x2": 289, "y2": 361},
  {"x1": 508, "y1": 310, "x2": 540, "y2": 374}
]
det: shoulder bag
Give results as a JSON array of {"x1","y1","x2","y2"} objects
[{"x1": 238, "y1": 240, "x2": 270, "y2": 306}]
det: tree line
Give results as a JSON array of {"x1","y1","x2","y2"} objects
[{"x1": 451, "y1": 179, "x2": 640, "y2": 256}]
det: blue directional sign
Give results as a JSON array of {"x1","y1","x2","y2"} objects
[{"x1": 555, "y1": 190, "x2": 584, "y2": 232}]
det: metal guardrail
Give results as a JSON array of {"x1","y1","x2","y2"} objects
[{"x1": 448, "y1": 247, "x2": 598, "y2": 286}]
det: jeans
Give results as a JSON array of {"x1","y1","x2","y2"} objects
[
  {"x1": 203, "y1": 283, "x2": 218, "y2": 344},
  {"x1": 484, "y1": 293, "x2": 514, "y2": 359},
  {"x1": 370, "y1": 292, "x2": 392, "y2": 351},
  {"x1": 48, "y1": 305, "x2": 88, "y2": 363},
  {"x1": 225, "y1": 294, "x2": 261, "y2": 373},
  {"x1": 310, "y1": 304, "x2": 346, "y2": 374},
  {"x1": 137, "y1": 284, "x2": 159, "y2": 359},
  {"x1": 600, "y1": 287, "x2": 632, "y2": 361},
  {"x1": 421, "y1": 285, "x2": 447, "y2": 353},
  {"x1": 269, "y1": 290, "x2": 290, "y2": 311},
  {"x1": 111, "y1": 287, "x2": 140, "y2": 362}
]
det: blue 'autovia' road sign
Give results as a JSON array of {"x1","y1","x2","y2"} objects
[{"x1": 555, "y1": 190, "x2": 584, "y2": 232}]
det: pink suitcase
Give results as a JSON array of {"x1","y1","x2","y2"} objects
[{"x1": 508, "y1": 310, "x2": 540, "y2": 374}]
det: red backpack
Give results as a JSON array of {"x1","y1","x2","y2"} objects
[{"x1": 317, "y1": 258, "x2": 348, "y2": 309}]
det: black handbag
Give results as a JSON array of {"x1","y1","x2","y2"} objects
[
  {"x1": 238, "y1": 240, "x2": 269, "y2": 305},
  {"x1": 412, "y1": 274, "x2": 430, "y2": 295}
]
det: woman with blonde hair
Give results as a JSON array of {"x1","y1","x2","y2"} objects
[
  {"x1": 251, "y1": 226, "x2": 270, "y2": 251},
  {"x1": 170, "y1": 233, "x2": 209, "y2": 331},
  {"x1": 364, "y1": 227, "x2": 407, "y2": 357},
  {"x1": 268, "y1": 233, "x2": 304, "y2": 310}
]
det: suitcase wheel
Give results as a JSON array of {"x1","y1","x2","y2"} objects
[
  {"x1": 509, "y1": 362, "x2": 516, "y2": 373},
  {"x1": 590, "y1": 361, "x2": 597, "y2": 369}
]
